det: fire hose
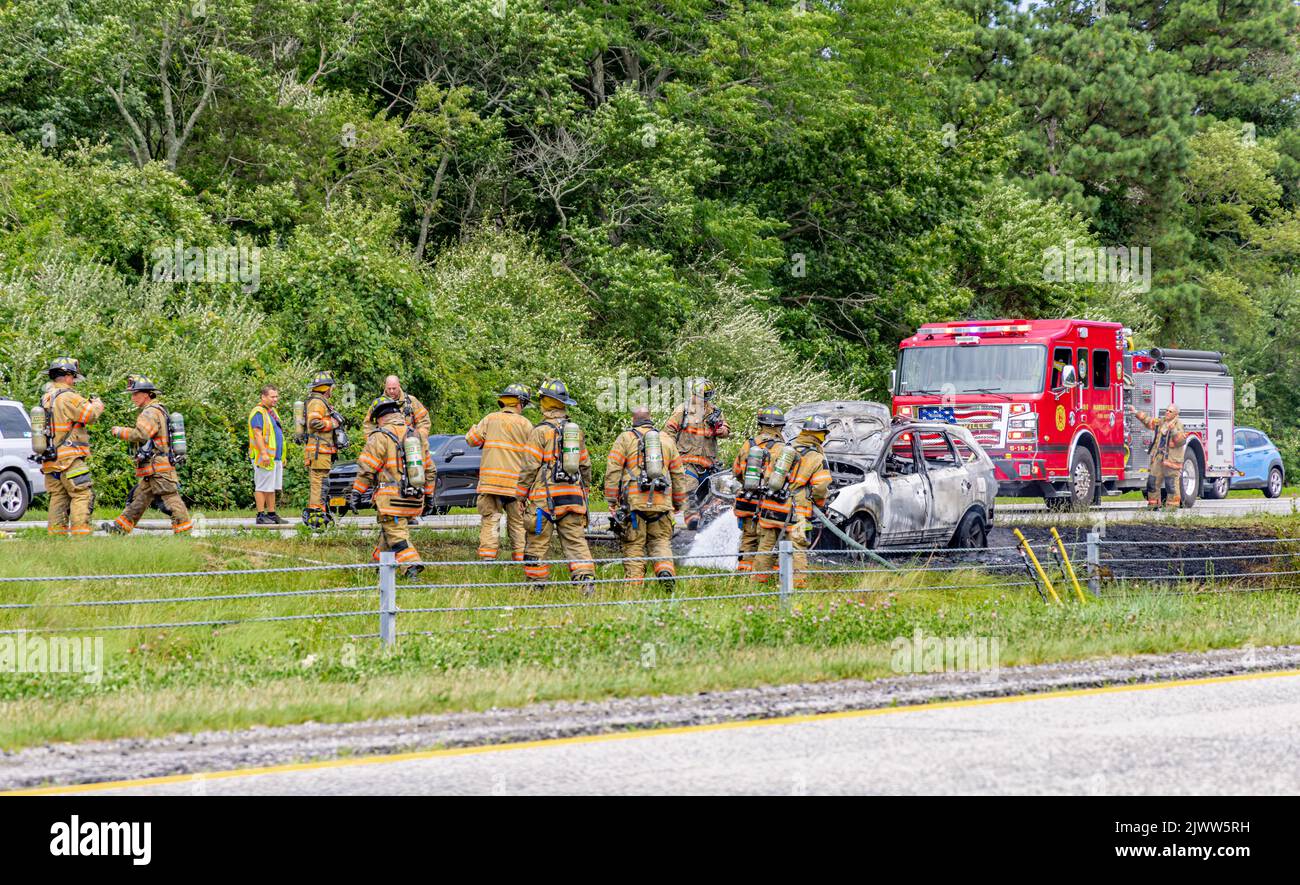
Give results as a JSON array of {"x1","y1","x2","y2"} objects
[{"x1": 811, "y1": 505, "x2": 897, "y2": 570}]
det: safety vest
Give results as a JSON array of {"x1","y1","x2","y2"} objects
[{"x1": 248, "y1": 405, "x2": 282, "y2": 462}]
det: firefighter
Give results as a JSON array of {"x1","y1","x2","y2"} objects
[
  {"x1": 466, "y1": 383, "x2": 534, "y2": 561},
  {"x1": 37, "y1": 357, "x2": 105, "y2": 537},
  {"x1": 347, "y1": 398, "x2": 434, "y2": 578},
  {"x1": 732, "y1": 406, "x2": 786, "y2": 574},
  {"x1": 752, "y1": 414, "x2": 832, "y2": 587},
  {"x1": 301, "y1": 372, "x2": 345, "y2": 528},
  {"x1": 604, "y1": 406, "x2": 687, "y2": 589},
  {"x1": 103, "y1": 376, "x2": 192, "y2": 535},
  {"x1": 516, "y1": 379, "x2": 595, "y2": 592},
  {"x1": 362, "y1": 375, "x2": 431, "y2": 440},
  {"x1": 1132, "y1": 403, "x2": 1189, "y2": 509},
  {"x1": 665, "y1": 378, "x2": 730, "y2": 530}
]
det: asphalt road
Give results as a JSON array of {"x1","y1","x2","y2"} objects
[{"x1": 75, "y1": 670, "x2": 1300, "y2": 795}]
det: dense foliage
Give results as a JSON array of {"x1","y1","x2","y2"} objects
[{"x1": 0, "y1": 0, "x2": 1296, "y2": 505}]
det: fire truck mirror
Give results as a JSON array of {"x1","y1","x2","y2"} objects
[{"x1": 1054, "y1": 364, "x2": 1078, "y2": 393}]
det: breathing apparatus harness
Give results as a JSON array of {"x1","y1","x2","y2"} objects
[
  {"x1": 533, "y1": 417, "x2": 586, "y2": 531},
  {"x1": 131, "y1": 401, "x2": 184, "y2": 469},
  {"x1": 379, "y1": 424, "x2": 421, "y2": 499},
  {"x1": 31, "y1": 387, "x2": 73, "y2": 465},
  {"x1": 737, "y1": 436, "x2": 779, "y2": 504},
  {"x1": 301, "y1": 392, "x2": 348, "y2": 454}
]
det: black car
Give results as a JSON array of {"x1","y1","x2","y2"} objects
[{"x1": 325, "y1": 433, "x2": 482, "y2": 516}]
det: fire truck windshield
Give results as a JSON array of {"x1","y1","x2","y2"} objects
[{"x1": 897, "y1": 343, "x2": 1047, "y2": 396}]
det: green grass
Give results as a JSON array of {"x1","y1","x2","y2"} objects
[{"x1": 2, "y1": 521, "x2": 1300, "y2": 749}]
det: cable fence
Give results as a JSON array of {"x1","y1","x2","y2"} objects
[{"x1": 3, "y1": 529, "x2": 1300, "y2": 643}]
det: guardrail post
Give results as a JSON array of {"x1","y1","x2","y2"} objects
[
  {"x1": 778, "y1": 538, "x2": 793, "y2": 612},
  {"x1": 1085, "y1": 531, "x2": 1100, "y2": 597},
  {"x1": 379, "y1": 551, "x2": 397, "y2": 648}
]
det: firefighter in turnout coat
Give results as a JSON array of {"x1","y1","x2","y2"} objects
[
  {"x1": 753, "y1": 414, "x2": 832, "y2": 587},
  {"x1": 665, "y1": 378, "x2": 730, "y2": 530},
  {"x1": 302, "y1": 372, "x2": 345, "y2": 526},
  {"x1": 103, "y1": 375, "x2": 192, "y2": 535},
  {"x1": 466, "y1": 383, "x2": 534, "y2": 561},
  {"x1": 362, "y1": 375, "x2": 431, "y2": 440},
  {"x1": 516, "y1": 380, "x2": 595, "y2": 592},
  {"x1": 348, "y1": 399, "x2": 434, "y2": 578},
  {"x1": 604, "y1": 406, "x2": 687, "y2": 587},
  {"x1": 38, "y1": 357, "x2": 105, "y2": 537},
  {"x1": 732, "y1": 406, "x2": 786, "y2": 573},
  {"x1": 1133, "y1": 403, "x2": 1189, "y2": 508}
]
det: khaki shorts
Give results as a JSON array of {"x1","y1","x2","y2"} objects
[{"x1": 254, "y1": 461, "x2": 284, "y2": 492}]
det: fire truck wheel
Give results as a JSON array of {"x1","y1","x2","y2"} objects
[
  {"x1": 950, "y1": 509, "x2": 988, "y2": 549},
  {"x1": 1063, "y1": 448, "x2": 1096, "y2": 510},
  {"x1": 1179, "y1": 451, "x2": 1202, "y2": 508}
]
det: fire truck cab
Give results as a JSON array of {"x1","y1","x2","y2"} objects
[{"x1": 891, "y1": 319, "x2": 1234, "y2": 509}]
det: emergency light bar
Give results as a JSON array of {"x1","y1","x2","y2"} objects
[{"x1": 924, "y1": 323, "x2": 1032, "y2": 336}]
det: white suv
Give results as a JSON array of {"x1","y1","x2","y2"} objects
[{"x1": 0, "y1": 399, "x2": 46, "y2": 520}]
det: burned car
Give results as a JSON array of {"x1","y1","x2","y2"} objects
[{"x1": 711, "y1": 402, "x2": 996, "y2": 549}]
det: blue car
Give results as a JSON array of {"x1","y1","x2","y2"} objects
[{"x1": 1203, "y1": 427, "x2": 1285, "y2": 499}]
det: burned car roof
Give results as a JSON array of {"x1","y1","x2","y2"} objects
[{"x1": 784, "y1": 400, "x2": 891, "y2": 460}]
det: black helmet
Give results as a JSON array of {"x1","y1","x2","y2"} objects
[
  {"x1": 48, "y1": 356, "x2": 84, "y2": 381},
  {"x1": 369, "y1": 397, "x2": 403, "y2": 422},
  {"x1": 125, "y1": 374, "x2": 159, "y2": 394},
  {"x1": 310, "y1": 372, "x2": 335, "y2": 389},
  {"x1": 802, "y1": 414, "x2": 830, "y2": 435},
  {"x1": 499, "y1": 382, "x2": 531, "y2": 406},
  {"x1": 756, "y1": 405, "x2": 786, "y2": 426},
  {"x1": 538, "y1": 378, "x2": 577, "y2": 407}
]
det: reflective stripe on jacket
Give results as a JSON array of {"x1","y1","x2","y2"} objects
[
  {"x1": 351, "y1": 418, "x2": 435, "y2": 517},
  {"x1": 515, "y1": 408, "x2": 592, "y2": 517},
  {"x1": 466, "y1": 406, "x2": 534, "y2": 497},
  {"x1": 757, "y1": 432, "x2": 831, "y2": 529},
  {"x1": 666, "y1": 397, "x2": 729, "y2": 472},
  {"x1": 41, "y1": 382, "x2": 103, "y2": 473},
  {"x1": 604, "y1": 425, "x2": 686, "y2": 514},
  {"x1": 731, "y1": 430, "x2": 782, "y2": 518}
]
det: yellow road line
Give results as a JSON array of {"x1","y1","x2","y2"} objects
[{"x1": 8, "y1": 667, "x2": 1300, "y2": 796}]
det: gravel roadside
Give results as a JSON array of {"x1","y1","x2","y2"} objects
[{"x1": 3, "y1": 644, "x2": 1298, "y2": 791}]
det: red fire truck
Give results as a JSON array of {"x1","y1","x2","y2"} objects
[{"x1": 890, "y1": 319, "x2": 1235, "y2": 508}]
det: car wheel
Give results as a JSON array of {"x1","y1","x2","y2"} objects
[
  {"x1": 950, "y1": 509, "x2": 988, "y2": 549},
  {"x1": 1202, "y1": 476, "x2": 1229, "y2": 500},
  {"x1": 1179, "y1": 451, "x2": 1202, "y2": 508},
  {"x1": 0, "y1": 471, "x2": 30, "y2": 521},
  {"x1": 843, "y1": 512, "x2": 877, "y2": 550},
  {"x1": 1265, "y1": 466, "x2": 1284, "y2": 498}
]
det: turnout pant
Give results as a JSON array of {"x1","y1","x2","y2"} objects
[
  {"x1": 114, "y1": 474, "x2": 192, "y2": 534},
  {"x1": 682, "y1": 470, "x2": 703, "y2": 530},
  {"x1": 1146, "y1": 460, "x2": 1180, "y2": 507},
  {"x1": 374, "y1": 514, "x2": 421, "y2": 576},
  {"x1": 753, "y1": 518, "x2": 811, "y2": 587},
  {"x1": 46, "y1": 458, "x2": 94, "y2": 537},
  {"x1": 522, "y1": 507, "x2": 594, "y2": 584},
  {"x1": 476, "y1": 493, "x2": 525, "y2": 561},
  {"x1": 736, "y1": 513, "x2": 760, "y2": 572},
  {"x1": 619, "y1": 510, "x2": 675, "y2": 584},
  {"x1": 307, "y1": 467, "x2": 331, "y2": 512}
]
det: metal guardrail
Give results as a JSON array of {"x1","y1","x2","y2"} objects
[{"x1": 3, "y1": 531, "x2": 1299, "y2": 644}]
